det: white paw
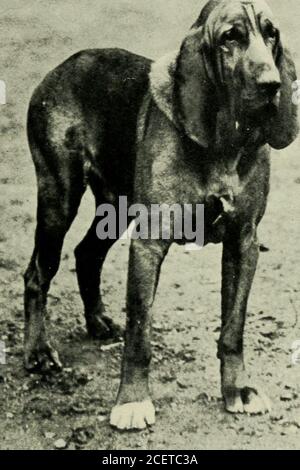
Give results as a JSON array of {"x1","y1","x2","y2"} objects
[
  {"x1": 110, "y1": 400, "x2": 155, "y2": 430},
  {"x1": 243, "y1": 389, "x2": 272, "y2": 415},
  {"x1": 224, "y1": 387, "x2": 271, "y2": 415},
  {"x1": 225, "y1": 395, "x2": 244, "y2": 414}
]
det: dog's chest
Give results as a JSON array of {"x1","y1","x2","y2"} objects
[
  {"x1": 183, "y1": 166, "x2": 243, "y2": 242},
  {"x1": 147, "y1": 140, "x2": 269, "y2": 245},
  {"x1": 175, "y1": 159, "x2": 242, "y2": 209}
]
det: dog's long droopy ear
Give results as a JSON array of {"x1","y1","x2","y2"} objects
[
  {"x1": 174, "y1": 28, "x2": 216, "y2": 148},
  {"x1": 266, "y1": 44, "x2": 299, "y2": 149},
  {"x1": 150, "y1": 28, "x2": 215, "y2": 148}
]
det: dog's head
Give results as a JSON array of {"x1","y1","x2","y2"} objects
[
  {"x1": 198, "y1": 0, "x2": 282, "y2": 113},
  {"x1": 150, "y1": 0, "x2": 298, "y2": 150}
]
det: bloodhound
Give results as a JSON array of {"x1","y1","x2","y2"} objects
[{"x1": 25, "y1": 0, "x2": 298, "y2": 430}]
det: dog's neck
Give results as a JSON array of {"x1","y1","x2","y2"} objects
[
  {"x1": 149, "y1": 51, "x2": 179, "y2": 128},
  {"x1": 150, "y1": 52, "x2": 266, "y2": 171},
  {"x1": 213, "y1": 106, "x2": 266, "y2": 171}
]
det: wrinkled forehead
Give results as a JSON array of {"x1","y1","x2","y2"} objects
[{"x1": 205, "y1": 0, "x2": 276, "y2": 31}]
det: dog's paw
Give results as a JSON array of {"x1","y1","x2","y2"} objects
[
  {"x1": 110, "y1": 400, "x2": 155, "y2": 430},
  {"x1": 87, "y1": 314, "x2": 122, "y2": 341},
  {"x1": 224, "y1": 387, "x2": 271, "y2": 415},
  {"x1": 24, "y1": 342, "x2": 62, "y2": 373}
]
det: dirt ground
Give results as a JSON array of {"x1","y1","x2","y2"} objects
[{"x1": 1, "y1": 0, "x2": 300, "y2": 450}]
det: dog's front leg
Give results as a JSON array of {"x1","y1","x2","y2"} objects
[
  {"x1": 110, "y1": 238, "x2": 170, "y2": 430},
  {"x1": 219, "y1": 227, "x2": 271, "y2": 415}
]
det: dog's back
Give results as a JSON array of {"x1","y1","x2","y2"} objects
[{"x1": 27, "y1": 48, "x2": 152, "y2": 198}]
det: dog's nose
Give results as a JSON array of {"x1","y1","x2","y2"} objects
[{"x1": 257, "y1": 80, "x2": 281, "y2": 98}]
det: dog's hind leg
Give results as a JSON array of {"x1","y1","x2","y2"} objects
[
  {"x1": 24, "y1": 145, "x2": 85, "y2": 372},
  {"x1": 74, "y1": 206, "x2": 122, "y2": 340}
]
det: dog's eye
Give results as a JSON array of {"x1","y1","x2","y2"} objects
[
  {"x1": 221, "y1": 28, "x2": 244, "y2": 44},
  {"x1": 264, "y1": 23, "x2": 278, "y2": 41}
]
